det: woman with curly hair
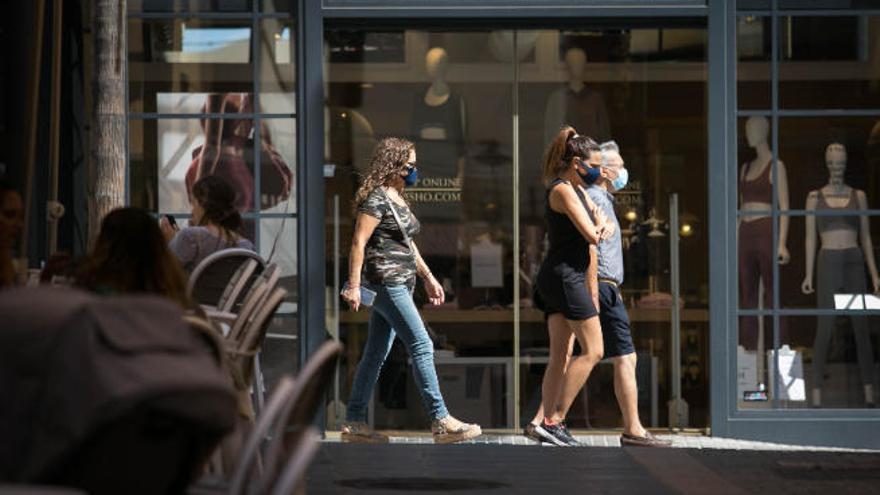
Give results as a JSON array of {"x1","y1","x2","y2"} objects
[
  {"x1": 340, "y1": 137, "x2": 481, "y2": 444},
  {"x1": 160, "y1": 175, "x2": 255, "y2": 272}
]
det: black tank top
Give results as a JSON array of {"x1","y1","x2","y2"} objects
[{"x1": 544, "y1": 178, "x2": 591, "y2": 274}]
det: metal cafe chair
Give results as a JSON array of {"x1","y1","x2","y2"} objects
[
  {"x1": 226, "y1": 287, "x2": 288, "y2": 421},
  {"x1": 187, "y1": 248, "x2": 265, "y2": 310},
  {"x1": 189, "y1": 375, "x2": 299, "y2": 495},
  {"x1": 258, "y1": 341, "x2": 342, "y2": 494},
  {"x1": 268, "y1": 429, "x2": 320, "y2": 495},
  {"x1": 204, "y1": 263, "x2": 280, "y2": 415}
]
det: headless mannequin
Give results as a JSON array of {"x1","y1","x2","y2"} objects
[
  {"x1": 802, "y1": 143, "x2": 879, "y2": 407},
  {"x1": 738, "y1": 116, "x2": 790, "y2": 356},
  {"x1": 543, "y1": 48, "x2": 610, "y2": 145}
]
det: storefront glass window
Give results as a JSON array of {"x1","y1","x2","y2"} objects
[
  {"x1": 326, "y1": 22, "x2": 709, "y2": 431},
  {"x1": 735, "y1": 6, "x2": 880, "y2": 410},
  {"x1": 126, "y1": 3, "x2": 299, "y2": 388}
]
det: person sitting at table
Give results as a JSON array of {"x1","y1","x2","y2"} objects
[
  {"x1": 160, "y1": 175, "x2": 255, "y2": 272},
  {"x1": 75, "y1": 207, "x2": 191, "y2": 309},
  {"x1": 0, "y1": 179, "x2": 24, "y2": 289}
]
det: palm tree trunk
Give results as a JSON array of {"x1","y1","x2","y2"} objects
[{"x1": 88, "y1": 0, "x2": 126, "y2": 245}]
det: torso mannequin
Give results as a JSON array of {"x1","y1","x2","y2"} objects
[{"x1": 543, "y1": 48, "x2": 610, "y2": 145}]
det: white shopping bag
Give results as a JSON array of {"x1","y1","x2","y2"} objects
[
  {"x1": 767, "y1": 345, "x2": 806, "y2": 402},
  {"x1": 737, "y1": 345, "x2": 757, "y2": 399}
]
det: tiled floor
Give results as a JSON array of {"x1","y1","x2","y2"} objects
[{"x1": 324, "y1": 431, "x2": 879, "y2": 453}]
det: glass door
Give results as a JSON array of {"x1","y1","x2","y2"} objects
[
  {"x1": 516, "y1": 24, "x2": 709, "y2": 430},
  {"x1": 324, "y1": 21, "x2": 709, "y2": 432},
  {"x1": 323, "y1": 28, "x2": 516, "y2": 430}
]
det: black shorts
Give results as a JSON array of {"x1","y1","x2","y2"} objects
[
  {"x1": 533, "y1": 268, "x2": 598, "y2": 321},
  {"x1": 598, "y1": 281, "x2": 635, "y2": 358}
]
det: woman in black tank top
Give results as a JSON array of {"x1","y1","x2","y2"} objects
[{"x1": 526, "y1": 126, "x2": 617, "y2": 446}]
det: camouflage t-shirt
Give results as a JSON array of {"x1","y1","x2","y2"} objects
[{"x1": 358, "y1": 187, "x2": 421, "y2": 287}]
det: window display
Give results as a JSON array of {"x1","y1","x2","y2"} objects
[{"x1": 326, "y1": 24, "x2": 709, "y2": 431}]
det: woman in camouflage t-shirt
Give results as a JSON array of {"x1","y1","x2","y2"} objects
[{"x1": 340, "y1": 137, "x2": 481, "y2": 445}]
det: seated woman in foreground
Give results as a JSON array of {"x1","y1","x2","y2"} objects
[{"x1": 75, "y1": 207, "x2": 191, "y2": 309}]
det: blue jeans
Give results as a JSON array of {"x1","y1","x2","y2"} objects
[{"x1": 346, "y1": 283, "x2": 449, "y2": 423}]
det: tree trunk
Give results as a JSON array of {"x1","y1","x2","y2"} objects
[{"x1": 88, "y1": 0, "x2": 126, "y2": 245}]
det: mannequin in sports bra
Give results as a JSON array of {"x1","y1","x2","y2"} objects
[
  {"x1": 738, "y1": 116, "x2": 790, "y2": 353},
  {"x1": 802, "y1": 143, "x2": 879, "y2": 407}
]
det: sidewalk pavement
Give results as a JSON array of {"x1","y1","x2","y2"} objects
[{"x1": 308, "y1": 433, "x2": 880, "y2": 494}]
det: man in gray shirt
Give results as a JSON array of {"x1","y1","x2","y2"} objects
[{"x1": 587, "y1": 141, "x2": 670, "y2": 447}]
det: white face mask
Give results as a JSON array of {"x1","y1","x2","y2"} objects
[{"x1": 611, "y1": 168, "x2": 629, "y2": 191}]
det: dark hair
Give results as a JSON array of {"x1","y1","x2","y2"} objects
[
  {"x1": 75, "y1": 207, "x2": 191, "y2": 308},
  {"x1": 191, "y1": 175, "x2": 243, "y2": 243},
  {"x1": 541, "y1": 126, "x2": 600, "y2": 186}
]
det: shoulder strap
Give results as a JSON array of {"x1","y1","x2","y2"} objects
[{"x1": 379, "y1": 188, "x2": 413, "y2": 251}]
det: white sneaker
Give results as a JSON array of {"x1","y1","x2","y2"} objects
[{"x1": 431, "y1": 415, "x2": 482, "y2": 444}]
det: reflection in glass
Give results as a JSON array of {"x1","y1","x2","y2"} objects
[
  {"x1": 259, "y1": 20, "x2": 296, "y2": 114},
  {"x1": 261, "y1": 332, "x2": 299, "y2": 393},
  {"x1": 261, "y1": 0, "x2": 294, "y2": 12},
  {"x1": 129, "y1": 0, "x2": 252, "y2": 12},
  {"x1": 129, "y1": 115, "x2": 259, "y2": 214},
  {"x1": 260, "y1": 218, "x2": 298, "y2": 304},
  {"x1": 779, "y1": 16, "x2": 880, "y2": 109},
  {"x1": 737, "y1": 16, "x2": 771, "y2": 110},
  {"x1": 326, "y1": 30, "x2": 405, "y2": 63},
  {"x1": 128, "y1": 19, "x2": 253, "y2": 113},
  {"x1": 261, "y1": 119, "x2": 297, "y2": 213}
]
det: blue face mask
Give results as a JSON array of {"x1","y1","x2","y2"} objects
[
  {"x1": 403, "y1": 167, "x2": 418, "y2": 186},
  {"x1": 577, "y1": 162, "x2": 601, "y2": 186},
  {"x1": 611, "y1": 168, "x2": 629, "y2": 191}
]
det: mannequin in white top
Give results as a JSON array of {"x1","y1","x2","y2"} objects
[
  {"x1": 738, "y1": 116, "x2": 789, "y2": 353},
  {"x1": 543, "y1": 48, "x2": 610, "y2": 145},
  {"x1": 801, "y1": 143, "x2": 878, "y2": 407}
]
